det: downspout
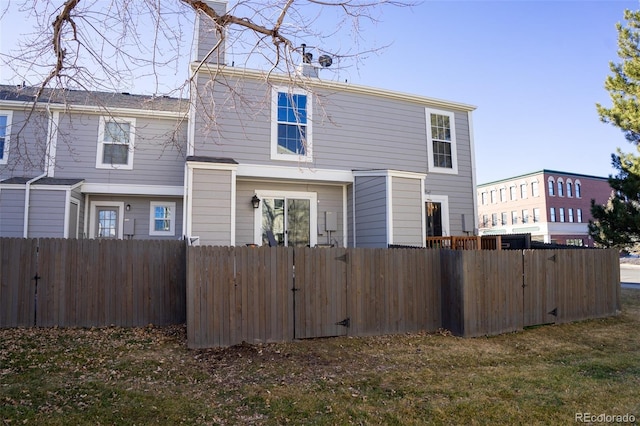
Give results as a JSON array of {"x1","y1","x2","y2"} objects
[{"x1": 23, "y1": 105, "x2": 55, "y2": 237}]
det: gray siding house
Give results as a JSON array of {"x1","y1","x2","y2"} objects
[
  {"x1": 0, "y1": 87, "x2": 188, "y2": 239},
  {"x1": 0, "y1": 0, "x2": 479, "y2": 247}
]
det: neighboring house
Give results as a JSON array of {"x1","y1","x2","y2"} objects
[
  {"x1": 0, "y1": 0, "x2": 479, "y2": 247},
  {"x1": 476, "y1": 170, "x2": 612, "y2": 246},
  {"x1": 0, "y1": 86, "x2": 188, "y2": 239}
]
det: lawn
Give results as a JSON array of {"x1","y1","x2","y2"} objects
[{"x1": 1, "y1": 290, "x2": 639, "y2": 425}]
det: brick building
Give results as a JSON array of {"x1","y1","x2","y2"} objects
[{"x1": 476, "y1": 170, "x2": 612, "y2": 246}]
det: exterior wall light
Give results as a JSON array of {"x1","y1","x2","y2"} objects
[{"x1": 251, "y1": 194, "x2": 261, "y2": 209}]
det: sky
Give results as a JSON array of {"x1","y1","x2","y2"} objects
[{"x1": 0, "y1": 0, "x2": 638, "y2": 184}]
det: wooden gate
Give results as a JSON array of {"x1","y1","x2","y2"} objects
[
  {"x1": 523, "y1": 250, "x2": 558, "y2": 327},
  {"x1": 293, "y1": 247, "x2": 349, "y2": 339}
]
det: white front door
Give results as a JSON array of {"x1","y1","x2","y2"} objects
[{"x1": 89, "y1": 202, "x2": 124, "y2": 239}]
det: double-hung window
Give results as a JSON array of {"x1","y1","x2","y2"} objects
[
  {"x1": 271, "y1": 87, "x2": 312, "y2": 162},
  {"x1": 0, "y1": 111, "x2": 13, "y2": 165},
  {"x1": 96, "y1": 117, "x2": 135, "y2": 169},
  {"x1": 149, "y1": 201, "x2": 176, "y2": 236},
  {"x1": 426, "y1": 108, "x2": 458, "y2": 174}
]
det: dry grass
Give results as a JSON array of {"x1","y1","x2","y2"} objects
[{"x1": 2, "y1": 290, "x2": 640, "y2": 425}]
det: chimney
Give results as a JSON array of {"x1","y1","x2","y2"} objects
[{"x1": 194, "y1": 0, "x2": 227, "y2": 64}]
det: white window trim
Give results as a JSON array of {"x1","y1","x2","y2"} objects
[
  {"x1": 0, "y1": 110, "x2": 13, "y2": 165},
  {"x1": 547, "y1": 177, "x2": 555, "y2": 196},
  {"x1": 425, "y1": 108, "x2": 458, "y2": 175},
  {"x1": 253, "y1": 190, "x2": 318, "y2": 246},
  {"x1": 95, "y1": 116, "x2": 136, "y2": 170},
  {"x1": 575, "y1": 180, "x2": 582, "y2": 198},
  {"x1": 520, "y1": 181, "x2": 528, "y2": 199},
  {"x1": 425, "y1": 194, "x2": 450, "y2": 236},
  {"x1": 530, "y1": 179, "x2": 539, "y2": 197},
  {"x1": 557, "y1": 178, "x2": 565, "y2": 197},
  {"x1": 270, "y1": 86, "x2": 313, "y2": 162},
  {"x1": 149, "y1": 201, "x2": 176, "y2": 236},
  {"x1": 89, "y1": 201, "x2": 125, "y2": 239}
]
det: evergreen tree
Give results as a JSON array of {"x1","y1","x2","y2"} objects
[{"x1": 591, "y1": 9, "x2": 640, "y2": 249}]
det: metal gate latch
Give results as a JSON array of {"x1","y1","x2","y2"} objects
[{"x1": 336, "y1": 318, "x2": 350, "y2": 328}]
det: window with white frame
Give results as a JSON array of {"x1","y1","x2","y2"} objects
[
  {"x1": 568, "y1": 208, "x2": 574, "y2": 223},
  {"x1": 550, "y1": 207, "x2": 556, "y2": 222},
  {"x1": 0, "y1": 111, "x2": 13, "y2": 165},
  {"x1": 481, "y1": 192, "x2": 487, "y2": 205},
  {"x1": 509, "y1": 185, "x2": 517, "y2": 201},
  {"x1": 96, "y1": 117, "x2": 135, "y2": 169},
  {"x1": 522, "y1": 209, "x2": 529, "y2": 224},
  {"x1": 499, "y1": 188, "x2": 506, "y2": 202},
  {"x1": 533, "y1": 208, "x2": 540, "y2": 223},
  {"x1": 548, "y1": 177, "x2": 555, "y2": 196},
  {"x1": 557, "y1": 179, "x2": 564, "y2": 197},
  {"x1": 531, "y1": 181, "x2": 539, "y2": 197},
  {"x1": 577, "y1": 208, "x2": 582, "y2": 223},
  {"x1": 511, "y1": 210, "x2": 518, "y2": 224},
  {"x1": 520, "y1": 183, "x2": 527, "y2": 199},
  {"x1": 490, "y1": 189, "x2": 497, "y2": 204},
  {"x1": 426, "y1": 108, "x2": 458, "y2": 174},
  {"x1": 559, "y1": 207, "x2": 565, "y2": 222},
  {"x1": 149, "y1": 201, "x2": 176, "y2": 236},
  {"x1": 271, "y1": 87, "x2": 312, "y2": 162},
  {"x1": 482, "y1": 214, "x2": 489, "y2": 227},
  {"x1": 566, "y1": 180, "x2": 573, "y2": 197},
  {"x1": 501, "y1": 212, "x2": 507, "y2": 225},
  {"x1": 575, "y1": 181, "x2": 582, "y2": 198},
  {"x1": 491, "y1": 213, "x2": 498, "y2": 226}
]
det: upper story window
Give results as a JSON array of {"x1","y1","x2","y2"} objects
[
  {"x1": 577, "y1": 208, "x2": 582, "y2": 223},
  {"x1": 575, "y1": 181, "x2": 582, "y2": 198},
  {"x1": 568, "y1": 208, "x2": 574, "y2": 223},
  {"x1": 490, "y1": 189, "x2": 497, "y2": 204},
  {"x1": 501, "y1": 212, "x2": 507, "y2": 225},
  {"x1": 481, "y1": 192, "x2": 487, "y2": 205},
  {"x1": 548, "y1": 177, "x2": 555, "y2": 196},
  {"x1": 271, "y1": 87, "x2": 312, "y2": 162},
  {"x1": 550, "y1": 207, "x2": 556, "y2": 222},
  {"x1": 533, "y1": 208, "x2": 540, "y2": 223},
  {"x1": 531, "y1": 181, "x2": 539, "y2": 197},
  {"x1": 511, "y1": 210, "x2": 518, "y2": 224},
  {"x1": 0, "y1": 111, "x2": 13, "y2": 165},
  {"x1": 96, "y1": 117, "x2": 135, "y2": 169},
  {"x1": 520, "y1": 183, "x2": 527, "y2": 199},
  {"x1": 557, "y1": 179, "x2": 564, "y2": 197},
  {"x1": 566, "y1": 180, "x2": 573, "y2": 197},
  {"x1": 149, "y1": 201, "x2": 176, "y2": 236},
  {"x1": 559, "y1": 207, "x2": 565, "y2": 222},
  {"x1": 491, "y1": 213, "x2": 497, "y2": 226},
  {"x1": 499, "y1": 188, "x2": 506, "y2": 202},
  {"x1": 522, "y1": 209, "x2": 529, "y2": 224},
  {"x1": 426, "y1": 108, "x2": 458, "y2": 174},
  {"x1": 509, "y1": 185, "x2": 517, "y2": 201}
]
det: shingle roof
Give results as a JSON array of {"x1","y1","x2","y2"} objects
[
  {"x1": 0, "y1": 85, "x2": 188, "y2": 113},
  {"x1": 186, "y1": 156, "x2": 238, "y2": 164},
  {"x1": 1, "y1": 176, "x2": 84, "y2": 185}
]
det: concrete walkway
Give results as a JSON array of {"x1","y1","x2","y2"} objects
[{"x1": 621, "y1": 264, "x2": 640, "y2": 289}]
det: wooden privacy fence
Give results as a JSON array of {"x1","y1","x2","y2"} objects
[
  {"x1": 187, "y1": 246, "x2": 442, "y2": 348},
  {"x1": 187, "y1": 246, "x2": 621, "y2": 348},
  {"x1": 0, "y1": 238, "x2": 186, "y2": 328}
]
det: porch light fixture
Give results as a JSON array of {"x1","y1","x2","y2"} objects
[{"x1": 251, "y1": 194, "x2": 261, "y2": 209}]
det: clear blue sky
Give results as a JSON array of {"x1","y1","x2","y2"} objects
[{"x1": 1, "y1": 0, "x2": 638, "y2": 184}]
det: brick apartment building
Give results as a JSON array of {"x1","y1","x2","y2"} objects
[{"x1": 476, "y1": 170, "x2": 612, "y2": 246}]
